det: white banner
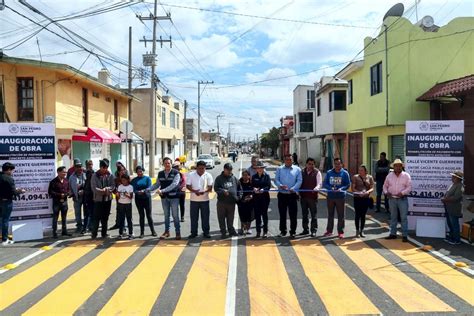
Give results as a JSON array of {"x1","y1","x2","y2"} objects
[
  {"x1": 405, "y1": 120, "x2": 464, "y2": 221},
  {"x1": 0, "y1": 123, "x2": 56, "y2": 223}
]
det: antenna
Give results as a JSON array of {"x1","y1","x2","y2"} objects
[{"x1": 383, "y1": 3, "x2": 404, "y2": 22}]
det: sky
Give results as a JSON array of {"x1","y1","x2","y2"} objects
[{"x1": 0, "y1": 0, "x2": 472, "y2": 140}]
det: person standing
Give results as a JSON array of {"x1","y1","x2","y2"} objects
[
  {"x1": 214, "y1": 163, "x2": 240, "y2": 238},
  {"x1": 48, "y1": 166, "x2": 72, "y2": 238},
  {"x1": 275, "y1": 154, "x2": 302, "y2": 238},
  {"x1": 323, "y1": 158, "x2": 351, "y2": 239},
  {"x1": 173, "y1": 161, "x2": 187, "y2": 222},
  {"x1": 352, "y1": 165, "x2": 374, "y2": 238},
  {"x1": 131, "y1": 166, "x2": 157, "y2": 238},
  {"x1": 149, "y1": 157, "x2": 181, "y2": 240},
  {"x1": 110, "y1": 161, "x2": 128, "y2": 230},
  {"x1": 292, "y1": 152, "x2": 298, "y2": 166},
  {"x1": 69, "y1": 160, "x2": 86, "y2": 233},
  {"x1": 238, "y1": 170, "x2": 253, "y2": 235},
  {"x1": 375, "y1": 152, "x2": 390, "y2": 213},
  {"x1": 67, "y1": 158, "x2": 82, "y2": 179},
  {"x1": 247, "y1": 156, "x2": 259, "y2": 177},
  {"x1": 442, "y1": 171, "x2": 464, "y2": 245},
  {"x1": 90, "y1": 159, "x2": 115, "y2": 239},
  {"x1": 383, "y1": 159, "x2": 412, "y2": 242},
  {"x1": 186, "y1": 160, "x2": 214, "y2": 238},
  {"x1": 299, "y1": 158, "x2": 322, "y2": 237},
  {"x1": 82, "y1": 160, "x2": 95, "y2": 234},
  {"x1": 252, "y1": 161, "x2": 271, "y2": 238},
  {"x1": 0, "y1": 162, "x2": 25, "y2": 245},
  {"x1": 116, "y1": 174, "x2": 134, "y2": 239}
]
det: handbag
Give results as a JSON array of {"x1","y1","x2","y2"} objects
[{"x1": 359, "y1": 175, "x2": 375, "y2": 209}]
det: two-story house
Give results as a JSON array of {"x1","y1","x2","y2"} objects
[
  {"x1": 291, "y1": 85, "x2": 321, "y2": 165},
  {"x1": 185, "y1": 118, "x2": 198, "y2": 160},
  {"x1": 314, "y1": 76, "x2": 348, "y2": 171},
  {"x1": 0, "y1": 55, "x2": 131, "y2": 169}
]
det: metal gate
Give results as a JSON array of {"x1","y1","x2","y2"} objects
[{"x1": 390, "y1": 135, "x2": 405, "y2": 161}]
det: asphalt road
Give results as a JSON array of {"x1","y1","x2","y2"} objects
[{"x1": 0, "y1": 154, "x2": 473, "y2": 315}]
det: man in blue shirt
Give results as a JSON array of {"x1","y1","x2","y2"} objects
[
  {"x1": 275, "y1": 154, "x2": 302, "y2": 238},
  {"x1": 322, "y1": 158, "x2": 351, "y2": 239}
]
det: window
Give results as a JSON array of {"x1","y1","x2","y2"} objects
[
  {"x1": 329, "y1": 90, "x2": 347, "y2": 111},
  {"x1": 167, "y1": 140, "x2": 172, "y2": 153},
  {"x1": 92, "y1": 91, "x2": 100, "y2": 98},
  {"x1": 348, "y1": 80, "x2": 353, "y2": 104},
  {"x1": 370, "y1": 62, "x2": 382, "y2": 95},
  {"x1": 162, "y1": 107, "x2": 166, "y2": 126},
  {"x1": 176, "y1": 113, "x2": 180, "y2": 129},
  {"x1": 17, "y1": 78, "x2": 34, "y2": 121},
  {"x1": 298, "y1": 112, "x2": 313, "y2": 133},
  {"x1": 306, "y1": 90, "x2": 315, "y2": 109},
  {"x1": 317, "y1": 98, "x2": 321, "y2": 116},
  {"x1": 170, "y1": 111, "x2": 176, "y2": 128},
  {"x1": 113, "y1": 100, "x2": 118, "y2": 130}
]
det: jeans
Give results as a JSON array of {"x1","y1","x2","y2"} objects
[
  {"x1": 53, "y1": 202, "x2": 68, "y2": 234},
  {"x1": 1, "y1": 200, "x2": 13, "y2": 241},
  {"x1": 190, "y1": 201, "x2": 210, "y2": 235},
  {"x1": 301, "y1": 197, "x2": 318, "y2": 233},
  {"x1": 135, "y1": 197, "x2": 156, "y2": 235},
  {"x1": 326, "y1": 198, "x2": 345, "y2": 234},
  {"x1": 277, "y1": 193, "x2": 298, "y2": 235},
  {"x1": 91, "y1": 200, "x2": 111, "y2": 238},
  {"x1": 376, "y1": 180, "x2": 389, "y2": 211},
  {"x1": 73, "y1": 198, "x2": 84, "y2": 230},
  {"x1": 445, "y1": 212, "x2": 461, "y2": 243},
  {"x1": 162, "y1": 197, "x2": 180, "y2": 233},
  {"x1": 117, "y1": 203, "x2": 133, "y2": 235},
  {"x1": 388, "y1": 197, "x2": 408, "y2": 237},
  {"x1": 254, "y1": 196, "x2": 269, "y2": 234},
  {"x1": 217, "y1": 201, "x2": 236, "y2": 235},
  {"x1": 354, "y1": 197, "x2": 369, "y2": 232}
]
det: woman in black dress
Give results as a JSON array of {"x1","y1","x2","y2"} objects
[{"x1": 238, "y1": 170, "x2": 253, "y2": 235}]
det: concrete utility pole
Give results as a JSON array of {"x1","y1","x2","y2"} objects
[
  {"x1": 197, "y1": 80, "x2": 213, "y2": 156},
  {"x1": 183, "y1": 100, "x2": 187, "y2": 158},
  {"x1": 216, "y1": 114, "x2": 224, "y2": 155},
  {"x1": 127, "y1": 26, "x2": 133, "y2": 173},
  {"x1": 138, "y1": 0, "x2": 171, "y2": 177}
]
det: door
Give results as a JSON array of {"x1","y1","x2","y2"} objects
[
  {"x1": 349, "y1": 133, "x2": 362, "y2": 176},
  {"x1": 368, "y1": 137, "x2": 379, "y2": 175},
  {"x1": 390, "y1": 135, "x2": 405, "y2": 162}
]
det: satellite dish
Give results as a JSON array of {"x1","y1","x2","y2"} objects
[
  {"x1": 421, "y1": 15, "x2": 434, "y2": 28},
  {"x1": 383, "y1": 3, "x2": 404, "y2": 21}
]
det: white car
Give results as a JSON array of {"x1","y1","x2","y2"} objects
[
  {"x1": 210, "y1": 152, "x2": 222, "y2": 165},
  {"x1": 197, "y1": 154, "x2": 215, "y2": 169}
]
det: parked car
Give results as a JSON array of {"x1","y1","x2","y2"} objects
[
  {"x1": 210, "y1": 152, "x2": 222, "y2": 165},
  {"x1": 197, "y1": 154, "x2": 215, "y2": 169}
]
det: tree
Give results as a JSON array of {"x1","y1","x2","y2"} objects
[{"x1": 260, "y1": 127, "x2": 280, "y2": 155}]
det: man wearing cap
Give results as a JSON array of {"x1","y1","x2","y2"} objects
[
  {"x1": 70, "y1": 160, "x2": 86, "y2": 233},
  {"x1": 442, "y1": 170, "x2": 464, "y2": 245},
  {"x1": 149, "y1": 157, "x2": 182, "y2": 240},
  {"x1": 214, "y1": 163, "x2": 240, "y2": 238},
  {"x1": 186, "y1": 160, "x2": 214, "y2": 238},
  {"x1": 90, "y1": 159, "x2": 115, "y2": 239},
  {"x1": 383, "y1": 159, "x2": 412, "y2": 242},
  {"x1": 275, "y1": 154, "x2": 302, "y2": 238},
  {"x1": 48, "y1": 166, "x2": 72, "y2": 238},
  {"x1": 67, "y1": 158, "x2": 82, "y2": 179}
]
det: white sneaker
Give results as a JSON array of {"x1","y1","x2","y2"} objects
[
  {"x1": 2, "y1": 240, "x2": 13, "y2": 245},
  {"x1": 247, "y1": 229, "x2": 253, "y2": 235}
]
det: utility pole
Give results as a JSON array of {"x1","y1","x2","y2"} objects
[
  {"x1": 127, "y1": 26, "x2": 133, "y2": 173},
  {"x1": 138, "y1": 0, "x2": 171, "y2": 177},
  {"x1": 216, "y1": 114, "x2": 224, "y2": 155},
  {"x1": 183, "y1": 100, "x2": 187, "y2": 158},
  {"x1": 197, "y1": 80, "x2": 213, "y2": 156}
]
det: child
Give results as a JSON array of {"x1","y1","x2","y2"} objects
[
  {"x1": 238, "y1": 170, "x2": 253, "y2": 235},
  {"x1": 117, "y1": 174, "x2": 134, "y2": 239}
]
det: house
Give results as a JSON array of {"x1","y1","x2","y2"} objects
[
  {"x1": 0, "y1": 55, "x2": 131, "y2": 169},
  {"x1": 201, "y1": 131, "x2": 219, "y2": 155},
  {"x1": 336, "y1": 16, "x2": 473, "y2": 176},
  {"x1": 291, "y1": 85, "x2": 321, "y2": 165},
  {"x1": 314, "y1": 76, "x2": 348, "y2": 171},
  {"x1": 279, "y1": 115, "x2": 294, "y2": 159},
  {"x1": 185, "y1": 118, "x2": 198, "y2": 160},
  {"x1": 130, "y1": 89, "x2": 184, "y2": 171}
]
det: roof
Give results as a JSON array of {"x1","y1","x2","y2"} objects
[
  {"x1": 0, "y1": 55, "x2": 135, "y2": 100},
  {"x1": 417, "y1": 75, "x2": 474, "y2": 101},
  {"x1": 335, "y1": 60, "x2": 364, "y2": 79}
]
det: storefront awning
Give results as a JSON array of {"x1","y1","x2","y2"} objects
[
  {"x1": 72, "y1": 128, "x2": 121, "y2": 144},
  {"x1": 120, "y1": 131, "x2": 145, "y2": 144},
  {"x1": 417, "y1": 75, "x2": 474, "y2": 101}
]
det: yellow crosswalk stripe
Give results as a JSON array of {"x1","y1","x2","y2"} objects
[
  {"x1": 23, "y1": 240, "x2": 144, "y2": 316},
  {"x1": 0, "y1": 240, "x2": 101, "y2": 311},
  {"x1": 98, "y1": 240, "x2": 187, "y2": 316},
  {"x1": 336, "y1": 239, "x2": 454, "y2": 313},
  {"x1": 377, "y1": 239, "x2": 474, "y2": 305},
  {"x1": 173, "y1": 240, "x2": 230, "y2": 315},
  {"x1": 246, "y1": 240, "x2": 303, "y2": 315},
  {"x1": 291, "y1": 239, "x2": 380, "y2": 315}
]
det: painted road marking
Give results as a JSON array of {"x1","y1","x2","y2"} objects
[
  {"x1": 98, "y1": 240, "x2": 187, "y2": 316},
  {"x1": 0, "y1": 240, "x2": 100, "y2": 311},
  {"x1": 291, "y1": 239, "x2": 380, "y2": 315},
  {"x1": 246, "y1": 239, "x2": 303, "y2": 315},
  {"x1": 377, "y1": 238, "x2": 474, "y2": 305},
  {"x1": 23, "y1": 240, "x2": 144, "y2": 316},
  {"x1": 173, "y1": 240, "x2": 231, "y2": 316},
  {"x1": 336, "y1": 239, "x2": 454, "y2": 313}
]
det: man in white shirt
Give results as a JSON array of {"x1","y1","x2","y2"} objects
[{"x1": 186, "y1": 160, "x2": 214, "y2": 238}]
